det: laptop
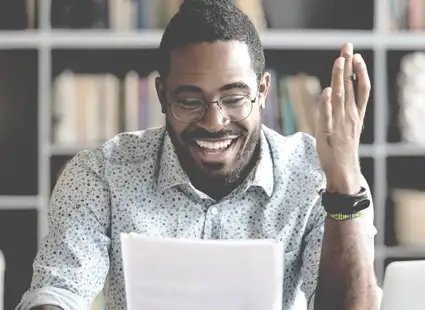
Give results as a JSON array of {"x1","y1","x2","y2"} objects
[{"x1": 380, "y1": 260, "x2": 425, "y2": 310}]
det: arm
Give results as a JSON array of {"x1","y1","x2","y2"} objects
[
  {"x1": 16, "y1": 150, "x2": 111, "y2": 310},
  {"x1": 312, "y1": 43, "x2": 380, "y2": 309},
  {"x1": 313, "y1": 176, "x2": 379, "y2": 309},
  {"x1": 300, "y1": 176, "x2": 378, "y2": 310},
  {"x1": 314, "y1": 214, "x2": 378, "y2": 310}
]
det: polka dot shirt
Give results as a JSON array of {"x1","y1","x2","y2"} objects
[{"x1": 16, "y1": 125, "x2": 376, "y2": 310}]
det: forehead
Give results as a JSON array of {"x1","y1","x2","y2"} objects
[{"x1": 166, "y1": 41, "x2": 258, "y2": 91}]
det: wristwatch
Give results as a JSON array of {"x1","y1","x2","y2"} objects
[{"x1": 319, "y1": 187, "x2": 371, "y2": 220}]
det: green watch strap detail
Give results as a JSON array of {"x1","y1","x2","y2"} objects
[{"x1": 327, "y1": 211, "x2": 362, "y2": 221}]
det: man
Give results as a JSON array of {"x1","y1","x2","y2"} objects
[{"x1": 17, "y1": 0, "x2": 380, "y2": 309}]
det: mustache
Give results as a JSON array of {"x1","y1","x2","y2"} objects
[{"x1": 182, "y1": 128, "x2": 245, "y2": 140}]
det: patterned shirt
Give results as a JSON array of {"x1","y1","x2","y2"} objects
[{"x1": 17, "y1": 125, "x2": 376, "y2": 310}]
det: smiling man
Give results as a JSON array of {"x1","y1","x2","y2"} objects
[
  {"x1": 17, "y1": 1, "x2": 380, "y2": 310},
  {"x1": 162, "y1": 39, "x2": 265, "y2": 200}
]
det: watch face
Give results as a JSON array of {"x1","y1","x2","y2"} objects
[{"x1": 353, "y1": 199, "x2": 371, "y2": 212}]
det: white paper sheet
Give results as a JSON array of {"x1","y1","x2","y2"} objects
[{"x1": 121, "y1": 233, "x2": 284, "y2": 310}]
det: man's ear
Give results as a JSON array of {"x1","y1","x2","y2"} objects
[
  {"x1": 258, "y1": 72, "x2": 271, "y2": 110},
  {"x1": 155, "y1": 77, "x2": 167, "y2": 114}
]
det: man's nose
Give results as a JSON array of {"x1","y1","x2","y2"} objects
[{"x1": 197, "y1": 103, "x2": 230, "y2": 132}]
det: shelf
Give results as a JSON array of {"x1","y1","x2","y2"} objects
[
  {"x1": 0, "y1": 29, "x2": 376, "y2": 49},
  {"x1": 0, "y1": 196, "x2": 39, "y2": 209},
  {"x1": 384, "y1": 31, "x2": 425, "y2": 50},
  {"x1": 48, "y1": 29, "x2": 164, "y2": 49},
  {"x1": 359, "y1": 144, "x2": 375, "y2": 157},
  {"x1": 0, "y1": 29, "x2": 379, "y2": 49},
  {"x1": 0, "y1": 30, "x2": 41, "y2": 48},
  {"x1": 1, "y1": 29, "x2": 425, "y2": 50},
  {"x1": 259, "y1": 29, "x2": 376, "y2": 49},
  {"x1": 385, "y1": 143, "x2": 425, "y2": 156},
  {"x1": 383, "y1": 245, "x2": 425, "y2": 258}
]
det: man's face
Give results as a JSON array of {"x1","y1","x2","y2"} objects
[{"x1": 156, "y1": 41, "x2": 270, "y2": 185}]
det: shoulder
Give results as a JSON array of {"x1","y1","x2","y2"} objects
[
  {"x1": 92, "y1": 127, "x2": 165, "y2": 164},
  {"x1": 262, "y1": 125, "x2": 320, "y2": 165},
  {"x1": 65, "y1": 126, "x2": 166, "y2": 177},
  {"x1": 262, "y1": 125, "x2": 325, "y2": 189},
  {"x1": 98, "y1": 126, "x2": 166, "y2": 163}
]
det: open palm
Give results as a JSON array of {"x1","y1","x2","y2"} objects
[{"x1": 315, "y1": 43, "x2": 371, "y2": 195}]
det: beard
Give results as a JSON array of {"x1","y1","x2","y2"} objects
[{"x1": 166, "y1": 119, "x2": 261, "y2": 195}]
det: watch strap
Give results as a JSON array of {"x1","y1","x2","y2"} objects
[
  {"x1": 320, "y1": 186, "x2": 371, "y2": 215},
  {"x1": 327, "y1": 211, "x2": 362, "y2": 221}
]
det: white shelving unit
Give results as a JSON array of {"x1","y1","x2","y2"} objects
[
  {"x1": 4, "y1": 29, "x2": 425, "y2": 49},
  {"x1": 1, "y1": 0, "x2": 425, "y2": 290}
]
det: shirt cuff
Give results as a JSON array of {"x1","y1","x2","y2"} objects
[{"x1": 15, "y1": 286, "x2": 88, "y2": 310}]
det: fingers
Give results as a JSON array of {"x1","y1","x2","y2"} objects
[
  {"x1": 324, "y1": 43, "x2": 370, "y2": 134},
  {"x1": 330, "y1": 57, "x2": 345, "y2": 117},
  {"x1": 318, "y1": 87, "x2": 333, "y2": 134},
  {"x1": 340, "y1": 43, "x2": 356, "y2": 114},
  {"x1": 353, "y1": 53, "x2": 370, "y2": 120}
]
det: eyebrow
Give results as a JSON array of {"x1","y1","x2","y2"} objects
[
  {"x1": 171, "y1": 81, "x2": 251, "y2": 96},
  {"x1": 219, "y1": 81, "x2": 251, "y2": 92}
]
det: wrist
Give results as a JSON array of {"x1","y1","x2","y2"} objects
[
  {"x1": 326, "y1": 182, "x2": 361, "y2": 195},
  {"x1": 326, "y1": 170, "x2": 362, "y2": 195}
]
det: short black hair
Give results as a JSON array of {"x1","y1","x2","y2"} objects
[{"x1": 157, "y1": 0, "x2": 265, "y2": 80}]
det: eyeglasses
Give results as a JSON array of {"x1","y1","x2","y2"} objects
[{"x1": 169, "y1": 92, "x2": 258, "y2": 124}]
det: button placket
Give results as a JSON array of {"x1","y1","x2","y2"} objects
[
  {"x1": 208, "y1": 206, "x2": 221, "y2": 239},
  {"x1": 210, "y1": 206, "x2": 218, "y2": 216}
]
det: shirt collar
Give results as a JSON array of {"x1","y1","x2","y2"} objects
[
  {"x1": 157, "y1": 132, "x2": 191, "y2": 193},
  {"x1": 157, "y1": 128, "x2": 275, "y2": 197},
  {"x1": 244, "y1": 128, "x2": 274, "y2": 197}
]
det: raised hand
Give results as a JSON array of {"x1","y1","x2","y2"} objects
[{"x1": 315, "y1": 43, "x2": 371, "y2": 195}]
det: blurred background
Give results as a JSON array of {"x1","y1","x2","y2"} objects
[{"x1": 1, "y1": 0, "x2": 425, "y2": 309}]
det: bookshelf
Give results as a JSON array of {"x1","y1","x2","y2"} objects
[{"x1": 1, "y1": 0, "x2": 425, "y2": 308}]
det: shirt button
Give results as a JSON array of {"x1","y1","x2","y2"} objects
[{"x1": 210, "y1": 207, "x2": 219, "y2": 216}]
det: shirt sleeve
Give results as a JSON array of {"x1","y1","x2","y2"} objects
[
  {"x1": 16, "y1": 150, "x2": 111, "y2": 310},
  {"x1": 301, "y1": 175, "x2": 377, "y2": 309}
]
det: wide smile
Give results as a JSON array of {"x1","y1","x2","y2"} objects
[{"x1": 189, "y1": 136, "x2": 240, "y2": 162}]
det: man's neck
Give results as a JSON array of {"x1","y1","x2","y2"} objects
[
  {"x1": 190, "y1": 144, "x2": 261, "y2": 201},
  {"x1": 193, "y1": 178, "x2": 241, "y2": 201}
]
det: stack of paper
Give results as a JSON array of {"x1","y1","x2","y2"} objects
[{"x1": 121, "y1": 233, "x2": 284, "y2": 310}]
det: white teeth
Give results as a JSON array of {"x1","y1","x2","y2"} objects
[{"x1": 195, "y1": 139, "x2": 233, "y2": 150}]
